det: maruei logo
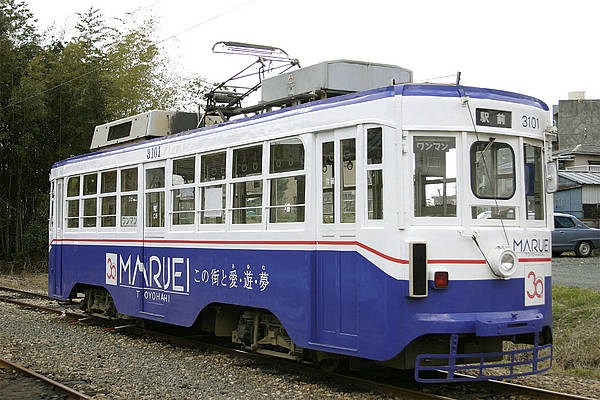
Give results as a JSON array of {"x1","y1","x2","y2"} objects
[
  {"x1": 105, "y1": 253, "x2": 117, "y2": 286},
  {"x1": 102, "y1": 251, "x2": 190, "y2": 296}
]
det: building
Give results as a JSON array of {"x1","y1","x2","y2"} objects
[
  {"x1": 555, "y1": 91, "x2": 600, "y2": 150},
  {"x1": 553, "y1": 144, "x2": 600, "y2": 169},
  {"x1": 554, "y1": 166, "x2": 600, "y2": 227},
  {"x1": 551, "y1": 92, "x2": 600, "y2": 226}
]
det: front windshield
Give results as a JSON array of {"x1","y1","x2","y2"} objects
[{"x1": 470, "y1": 141, "x2": 515, "y2": 199}]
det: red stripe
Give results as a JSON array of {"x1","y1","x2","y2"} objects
[
  {"x1": 428, "y1": 259, "x2": 486, "y2": 264},
  {"x1": 354, "y1": 242, "x2": 409, "y2": 264},
  {"x1": 519, "y1": 257, "x2": 552, "y2": 262},
  {"x1": 50, "y1": 237, "x2": 545, "y2": 266}
]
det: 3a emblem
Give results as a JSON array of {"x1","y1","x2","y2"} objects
[
  {"x1": 105, "y1": 253, "x2": 117, "y2": 286},
  {"x1": 524, "y1": 265, "x2": 545, "y2": 306}
]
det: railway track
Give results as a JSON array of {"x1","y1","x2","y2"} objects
[
  {"x1": 0, "y1": 357, "x2": 91, "y2": 400},
  {"x1": 0, "y1": 286, "x2": 595, "y2": 400}
]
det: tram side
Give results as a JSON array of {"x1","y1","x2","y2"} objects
[
  {"x1": 47, "y1": 88, "x2": 403, "y2": 356},
  {"x1": 48, "y1": 84, "x2": 555, "y2": 380}
]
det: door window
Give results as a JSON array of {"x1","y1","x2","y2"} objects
[
  {"x1": 146, "y1": 167, "x2": 165, "y2": 227},
  {"x1": 413, "y1": 136, "x2": 457, "y2": 217},
  {"x1": 340, "y1": 138, "x2": 356, "y2": 223},
  {"x1": 322, "y1": 141, "x2": 335, "y2": 224},
  {"x1": 524, "y1": 144, "x2": 544, "y2": 220}
]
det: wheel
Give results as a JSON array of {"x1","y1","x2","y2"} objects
[
  {"x1": 319, "y1": 358, "x2": 341, "y2": 372},
  {"x1": 575, "y1": 241, "x2": 593, "y2": 258}
]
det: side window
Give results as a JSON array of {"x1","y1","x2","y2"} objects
[
  {"x1": 120, "y1": 167, "x2": 138, "y2": 227},
  {"x1": 146, "y1": 167, "x2": 165, "y2": 227},
  {"x1": 200, "y1": 152, "x2": 226, "y2": 224},
  {"x1": 524, "y1": 144, "x2": 544, "y2": 220},
  {"x1": 171, "y1": 157, "x2": 195, "y2": 226},
  {"x1": 413, "y1": 136, "x2": 457, "y2": 217},
  {"x1": 82, "y1": 173, "x2": 98, "y2": 227},
  {"x1": 470, "y1": 141, "x2": 515, "y2": 199},
  {"x1": 233, "y1": 145, "x2": 262, "y2": 178},
  {"x1": 367, "y1": 128, "x2": 383, "y2": 220},
  {"x1": 100, "y1": 170, "x2": 117, "y2": 227},
  {"x1": 232, "y1": 145, "x2": 263, "y2": 224},
  {"x1": 269, "y1": 138, "x2": 305, "y2": 223},
  {"x1": 66, "y1": 176, "x2": 80, "y2": 228}
]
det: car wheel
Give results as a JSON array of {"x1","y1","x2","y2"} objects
[{"x1": 575, "y1": 241, "x2": 593, "y2": 258}]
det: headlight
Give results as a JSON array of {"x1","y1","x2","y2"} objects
[{"x1": 491, "y1": 249, "x2": 518, "y2": 278}]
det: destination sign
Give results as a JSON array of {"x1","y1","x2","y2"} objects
[
  {"x1": 413, "y1": 137, "x2": 455, "y2": 152},
  {"x1": 475, "y1": 108, "x2": 512, "y2": 128}
]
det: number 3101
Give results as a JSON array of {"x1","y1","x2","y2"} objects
[{"x1": 522, "y1": 115, "x2": 539, "y2": 129}]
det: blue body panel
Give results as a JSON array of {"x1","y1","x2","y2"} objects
[{"x1": 48, "y1": 243, "x2": 552, "y2": 361}]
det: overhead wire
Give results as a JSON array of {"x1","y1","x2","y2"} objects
[
  {"x1": 1, "y1": 0, "x2": 255, "y2": 111},
  {"x1": 413, "y1": 74, "x2": 455, "y2": 84}
]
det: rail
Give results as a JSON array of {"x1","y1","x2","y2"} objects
[
  {"x1": 0, "y1": 286, "x2": 596, "y2": 400},
  {"x1": 0, "y1": 357, "x2": 92, "y2": 400}
]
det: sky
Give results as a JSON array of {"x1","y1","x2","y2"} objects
[{"x1": 26, "y1": 0, "x2": 600, "y2": 110}]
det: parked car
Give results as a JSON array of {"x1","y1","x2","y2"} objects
[{"x1": 552, "y1": 213, "x2": 600, "y2": 257}]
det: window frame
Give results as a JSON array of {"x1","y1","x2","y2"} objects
[
  {"x1": 198, "y1": 150, "x2": 228, "y2": 231},
  {"x1": 80, "y1": 173, "x2": 98, "y2": 230},
  {"x1": 411, "y1": 132, "x2": 460, "y2": 224},
  {"x1": 229, "y1": 143, "x2": 266, "y2": 229},
  {"x1": 119, "y1": 166, "x2": 139, "y2": 231},
  {"x1": 523, "y1": 139, "x2": 546, "y2": 225},
  {"x1": 65, "y1": 175, "x2": 81, "y2": 230},
  {"x1": 470, "y1": 140, "x2": 516, "y2": 201},
  {"x1": 468, "y1": 135, "x2": 521, "y2": 227},
  {"x1": 266, "y1": 137, "x2": 307, "y2": 227},
  {"x1": 98, "y1": 169, "x2": 118, "y2": 231},
  {"x1": 365, "y1": 126, "x2": 384, "y2": 224},
  {"x1": 169, "y1": 156, "x2": 197, "y2": 231},
  {"x1": 340, "y1": 137, "x2": 357, "y2": 224},
  {"x1": 144, "y1": 163, "x2": 167, "y2": 230}
]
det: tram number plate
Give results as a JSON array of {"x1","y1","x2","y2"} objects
[
  {"x1": 146, "y1": 145, "x2": 161, "y2": 160},
  {"x1": 475, "y1": 108, "x2": 512, "y2": 128}
]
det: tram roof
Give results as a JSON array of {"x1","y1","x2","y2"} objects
[{"x1": 52, "y1": 84, "x2": 549, "y2": 169}]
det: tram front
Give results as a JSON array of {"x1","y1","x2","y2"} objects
[{"x1": 401, "y1": 84, "x2": 555, "y2": 382}]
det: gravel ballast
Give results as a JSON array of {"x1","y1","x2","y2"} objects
[
  {"x1": 2, "y1": 273, "x2": 600, "y2": 399},
  {"x1": 0, "y1": 301, "x2": 392, "y2": 399}
]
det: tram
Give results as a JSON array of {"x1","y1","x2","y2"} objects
[{"x1": 48, "y1": 50, "x2": 556, "y2": 382}]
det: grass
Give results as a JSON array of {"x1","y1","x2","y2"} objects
[
  {"x1": 552, "y1": 285, "x2": 600, "y2": 378},
  {"x1": 0, "y1": 272, "x2": 48, "y2": 294}
]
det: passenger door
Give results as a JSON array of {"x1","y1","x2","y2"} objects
[
  {"x1": 141, "y1": 161, "x2": 167, "y2": 317},
  {"x1": 51, "y1": 179, "x2": 64, "y2": 297},
  {"x1": 313, "y1": 129, "x2": 359, "y2": 350}
]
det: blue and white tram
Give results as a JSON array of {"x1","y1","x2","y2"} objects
[{"x1": 48, "y1": 65, "x2": 555, "y2": 382}]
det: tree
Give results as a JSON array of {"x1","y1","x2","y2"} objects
[{"x1": 0, "y1": 2, "x2": 206, "y2": 265}]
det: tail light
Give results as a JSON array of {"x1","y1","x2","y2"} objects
[{"x1": 434, "y1": 271, "x2": 449, "y2": 289}]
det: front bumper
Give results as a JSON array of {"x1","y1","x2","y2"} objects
[{"x1": 415, "y1": 331, "x2": 552, "y2": 383}]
